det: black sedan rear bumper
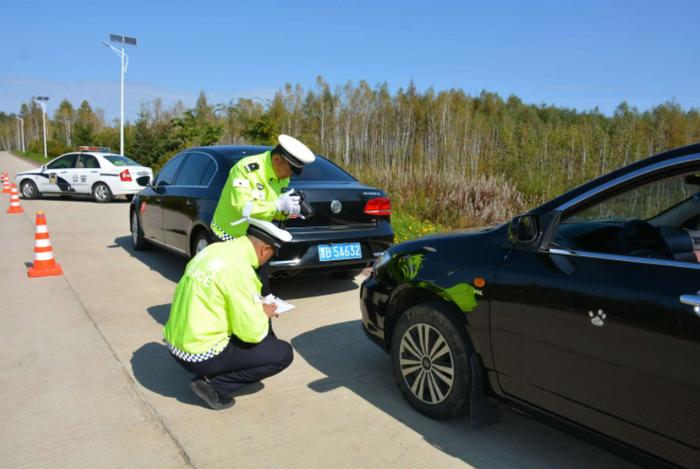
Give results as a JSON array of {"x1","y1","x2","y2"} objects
[{"x1": 268, "y1": 221, "x2": 393, "y2": 277}]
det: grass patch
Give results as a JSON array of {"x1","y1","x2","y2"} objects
[
  {"x1": 392, "y1": 211, "x2": 449, "y2": 243},
  {"x1": 10, "y1": 151, "x2": 49, "y2": 166}
]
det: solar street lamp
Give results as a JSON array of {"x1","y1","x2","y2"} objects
[
  {"x1": 103, "y1": 34, "x2": 137, "y2": 155},
  {"x1": 33, "y1": 96, "x2": 49, "y2": 159}
]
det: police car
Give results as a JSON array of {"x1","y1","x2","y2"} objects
[{"x1": 16, "y1": 147, "x2": 153, "y2": 203}]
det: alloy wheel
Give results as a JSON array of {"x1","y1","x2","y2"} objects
[
  {"x1": 131, "y1": 213, "x2": 139, "y2": 246},
  {"x1": 195, "y1": 238, "x2": 209, "y2": 253},
  {"x1": 398, "y1": 323, "x2": 454, "y2": 404},
  {"x1": 21, "y1": 182, "x2": 35, "y2": 198},
  {"x1": 95, "y1": 185, "x2": 109, "y2": 201}
]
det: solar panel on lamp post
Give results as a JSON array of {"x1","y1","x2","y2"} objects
[
  {"x1": 32, "y1": 97, "x2": 49, "y2": 159},
  {"x1": 103, "y1": 34, "x2": 137, "y2": 156}
]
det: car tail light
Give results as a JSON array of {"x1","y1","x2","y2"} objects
[
  {"x1": 364, "y1": 197, "x2": 391, "y2": 216},
  {"x1": 119, "y1": 169, "x2": 132, "y2": 182}
]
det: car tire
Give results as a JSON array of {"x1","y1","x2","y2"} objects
[
  {"x1": 191, "y1": 230, "x2": 215, "y2": 258},
  {"x1": 92, "y1": 183, "x2": 113, "y2": 203},
  {"x1": 331, "y1": 269, "x2": 363, "y2": 279},
  {"x1": 20, "y1": 180, "x2": 40, "y2": 199},
  {"x1": 391, "y1": 302, "x2": 472, "y2": 419},
  {"x1": 130, "y1": 210, "x2": 149, "y2": 251}
]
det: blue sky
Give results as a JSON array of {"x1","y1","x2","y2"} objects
[{"x1": 1, "y1": 0, "x2": 698, "y2": 121}]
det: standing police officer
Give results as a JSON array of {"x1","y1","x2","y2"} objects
[
  {"x1": 210, "y1": 135, "x2": 315, "y2": 295},
  {"x1": 164, "y1": 218, "x2": 294, "y2": 410}
]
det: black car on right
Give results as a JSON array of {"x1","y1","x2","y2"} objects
[{"x1": 361, "y1": 143, "x2": 700, "y2": 467}]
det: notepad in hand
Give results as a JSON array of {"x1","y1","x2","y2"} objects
[{"x1": 263, "y1": 294, "x2": 296, "y2": 314}]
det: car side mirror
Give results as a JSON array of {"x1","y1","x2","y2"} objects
[
  {"x1": 40, "y1": 164, "x2": 46, "y2": 171},
  {"x1": 508, "y1": 214, "x2": 539, "y2": 244}
]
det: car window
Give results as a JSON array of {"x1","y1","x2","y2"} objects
[
  {"x1": 47, "y1": 154, "x2": 78, "y2": 170},
  {"x1": 555, "y1": 171, "x2": 700, "y2": 263},
  {"x1": 77, "y1": 154, "x2": 100, "y2": 169},
  {"x1": 104, "y1": 155, "x2": 140, "y2": 166},
  {"x1": 291, "y1": 156, "x2": 356, "y2": 182},
  {"x1": 154, "y1": 154, "x2": 186, "y2": 186},
  {"x1": 174, "y1": 153, "x2": 217, "y2": 186}
]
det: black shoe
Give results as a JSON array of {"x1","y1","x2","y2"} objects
[{"x1": 190, "y1": 377, "x2": 234, "y2": 410}]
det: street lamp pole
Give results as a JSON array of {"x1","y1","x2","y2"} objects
[
  {"x1": 103, "y1": 34, "x2": 137, "y2": 156},
  {"x1": 33, "y1": 97, "x2": 49, "y2": 159},
  {"x1": 16, "y1": 116, "x2": 25, "y2": 153}
]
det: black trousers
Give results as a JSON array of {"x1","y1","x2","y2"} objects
[{"x1": 173, "y1": 329, "x2": 293, "y2": 397}]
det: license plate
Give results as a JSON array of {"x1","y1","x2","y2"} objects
[{"x1": 318, "y1": 243, "x2": 362, "y2": 262}]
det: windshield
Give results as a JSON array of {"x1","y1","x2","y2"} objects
[
  {"x1": 105, "y1": 155, "x2": 141, "y2": 167},
  {"x1": 292, "y1": 156, "x2": 356, "y2": 182}
]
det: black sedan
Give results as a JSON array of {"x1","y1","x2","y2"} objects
[
  {"x1": 130, "y1": 146, "x2": 393, "y2": 277},
  {"x1": 361, "y1": 143, "x2": 700, "y2": 467}
]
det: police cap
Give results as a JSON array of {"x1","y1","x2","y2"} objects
[
  {"x1": 246, "y1": 217, "x2": 292, "y2": 250},
  {"x1": 275, "y1": 134, "x2": 316, "y2": 175}
]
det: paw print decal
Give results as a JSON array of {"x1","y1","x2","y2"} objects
[{"x1": 589, "y1": 309, "x2": 606, "y2": 327}]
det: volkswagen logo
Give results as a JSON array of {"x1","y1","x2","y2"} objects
[{"x1": 330, "y1": 200, "x2": 342, "y2": 214}]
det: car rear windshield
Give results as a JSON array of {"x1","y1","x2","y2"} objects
[
  {"x1": 105, "y1": 155, "x2": 140, "y2": 167},
  {"x1": 292, "y1": 157, "x2": 356, "y2": 182},
  {"x1": 222, "y1": 152, "x2": 355, "y2": 181}
]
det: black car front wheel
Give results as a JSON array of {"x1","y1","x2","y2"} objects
[{"x1": 391, "y1": 302, "x2": 472, "y2": 419}]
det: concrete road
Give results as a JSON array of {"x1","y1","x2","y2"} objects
[{"x1": 0, "y1": 151, "x2": 636, "y2": 468}]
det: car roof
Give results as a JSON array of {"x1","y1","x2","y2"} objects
[
  {"x1": 187, "y1": 145, "x2": 272, "y2": 159},
  {"x1": 535, "y1": 142, "x2": 700, "y2": 214}
]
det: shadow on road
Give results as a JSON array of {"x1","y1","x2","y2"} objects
[
  {"x1": 292, "y1": 320, "x2": 630, "y2": 469},
  {"x1": 113, "y1": 235, "x2": 359, "y2": 298},
  {"x1": 113, "y1": 236, "x2": 187, "y2": 283},
  {"x1": 147, "y1": 303, "x2": 171, "y2": 325},
  {"x1": 271, "y1": 273, "x2": 358, "y2": 300},
  {"x1": 131, "y1": 342, "x2": 204, "y2": 407},
  {"x1": 131, "y1": 341, "x2": 266, "y2": 408}
]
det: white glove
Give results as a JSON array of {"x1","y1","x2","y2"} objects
[{"x1": 276, "y1": 189, "x2": 301, "y2": 214}]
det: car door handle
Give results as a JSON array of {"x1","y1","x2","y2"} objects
[
  {"x1": 679, "y1": 293, "x2": 700, "y2": 317},
  {"x1": 90, "y1": 171, "x2": 98, "y2": 173},
  {"x1": 59, "y1": 171, "x2": 67, "y2": 174}
]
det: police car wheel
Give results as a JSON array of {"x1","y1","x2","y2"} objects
[
  {"x1": 131, "y1": 211, "x2": 149, "y2": 250},
  {"x1": 391, "y1": 302, "x2": 472, "y2": 420},
  {"x1": 92, "y1": 183, "x2": 113, "y2": 203},
  {"x1": 20, "y1": 180, "x2": 39, "y2": 199}
]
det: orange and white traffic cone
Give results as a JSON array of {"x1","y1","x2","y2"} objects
[
  {"x1": 7, "y1": 184, "x2": 24, "y2": 214},
  {"x1": 1, "y1": 175, "x2": 10, "y2": 194},
  {"x1": 27, "y1": 212, "x2": 63, "y2": 278}
]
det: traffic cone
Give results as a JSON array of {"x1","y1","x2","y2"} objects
[
  {"x1": 2, "y1": 175, "x2": 10, "y2": 194},
  {"x1": 7, "y1": 184, "x2": 24, "y2": 214},
  {"x1": 27, "y1": 212, "x2": 63, "y2": 278}
]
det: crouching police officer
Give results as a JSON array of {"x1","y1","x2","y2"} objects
[
  {"x1": 210, "y1": 134, "x2": 315, "y2": 295},
  {"x1": 163, "y1": 218, "x2": 294, "y2": 410}
]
